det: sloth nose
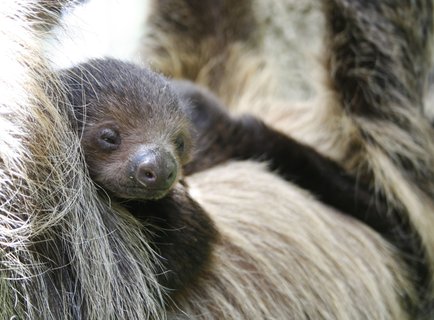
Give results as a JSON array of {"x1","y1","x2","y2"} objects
[{"x1": 134, "y1": 149, "x2": 177, "y2": 191}]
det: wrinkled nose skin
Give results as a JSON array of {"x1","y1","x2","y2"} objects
[{"x1": 133, "y1": 148, "x2": 178, "y2": 192}]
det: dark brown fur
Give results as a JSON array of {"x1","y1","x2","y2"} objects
[
  {"x1": 325, "y1": 0, "x2": 434, "y2": 190},
  {"x1": 324, "y1": 0, "x2": 434, "y2": 315}
]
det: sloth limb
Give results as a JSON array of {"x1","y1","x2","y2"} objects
[
  {"x1": 175, "y1": 81, "x2": 430, "y2": 311},
  {"x1": 174, "y1": 80, "x2": 429, "y2": 300},
  {"x1": 175, "y1": 80, "x2": 393, "y2": 232}
]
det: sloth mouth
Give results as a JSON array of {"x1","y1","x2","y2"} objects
[{"x1": 109, "y1": 185, "x2": 170, "y2": 200}]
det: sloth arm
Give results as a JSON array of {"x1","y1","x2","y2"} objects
[
  {"x1": 122, "y1": 183, "x2": 218, "y2": 295},
  {"x1": 174, "y1": 81, "x2": 398, "y2": 236}
]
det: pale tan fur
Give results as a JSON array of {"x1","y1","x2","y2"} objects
[{"x1": 177, "y1": 161, "x2": 413, "y2": 319}]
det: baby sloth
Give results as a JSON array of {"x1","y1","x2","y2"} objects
[
  {"x1": 60, "y1": 58, "x2": 217, "y2": 295},
  {"x1": 60, "y1": 57, "x2": 400, "y2": 297}
]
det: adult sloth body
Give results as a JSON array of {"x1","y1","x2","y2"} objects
[
  {"x1": 0, "y1": 1, "x2": 433, "y2": 320},
  {"x1": 142, "y1": 0, "x2": 434, "y2": 318}
]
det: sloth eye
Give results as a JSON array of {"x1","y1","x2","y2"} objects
[
  {"x1": 174, "y1": 135, "x2": 185, "y2": 154},
  {"x1": 97, "y1": 127, "x2": 120, "y2": 151}
]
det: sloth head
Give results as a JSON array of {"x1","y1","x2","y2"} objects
[{"x1": 61, "y1": 58, "x2": 192, "y2": 200}]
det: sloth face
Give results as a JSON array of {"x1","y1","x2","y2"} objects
[
  {"x1": 63, "y1": 58, "x2": 193, "y2": 199},
  {"x1": 79, "y1": 109, "x2": 191, "y2": 200}
]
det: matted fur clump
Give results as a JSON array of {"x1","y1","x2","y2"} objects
[{"x1": 1, "y1": 0, "x2": 434, "y2": 319}]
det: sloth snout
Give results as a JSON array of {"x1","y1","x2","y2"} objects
[{"x1": 133, "y1": 148, "x2": 177, "y2": 191}]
